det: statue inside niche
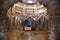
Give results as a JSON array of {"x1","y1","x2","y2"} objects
[
  {"x1": 15, "y1": 15, "x2": 22, "y2": 30},
  {"x1": 37, "y1": 16, "x2": 45, "y2": 31}
]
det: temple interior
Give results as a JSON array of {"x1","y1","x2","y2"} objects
[{"x1": 0, "y1": 0, "x2": 60, "y2": 40}]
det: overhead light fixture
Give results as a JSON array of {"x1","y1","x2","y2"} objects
[{"x1": 27, "y1": 0, "x2": 34, "y2": 3}]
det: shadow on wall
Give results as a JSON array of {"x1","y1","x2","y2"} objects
[{"x1": 56, "y1": 0, "x2": 60, "y2": 40}]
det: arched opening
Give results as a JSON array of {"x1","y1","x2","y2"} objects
[{"x1": 6, "y1": 0, "x2": 50, "y2": 40}]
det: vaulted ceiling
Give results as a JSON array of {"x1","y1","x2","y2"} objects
[{"x1": 0, "y1": 0, "x2": 59, "y2": 21}]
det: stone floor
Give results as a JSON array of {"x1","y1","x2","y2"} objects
[{"x1": 6, "y1": 30, "x2": 49, "y2": 40}]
